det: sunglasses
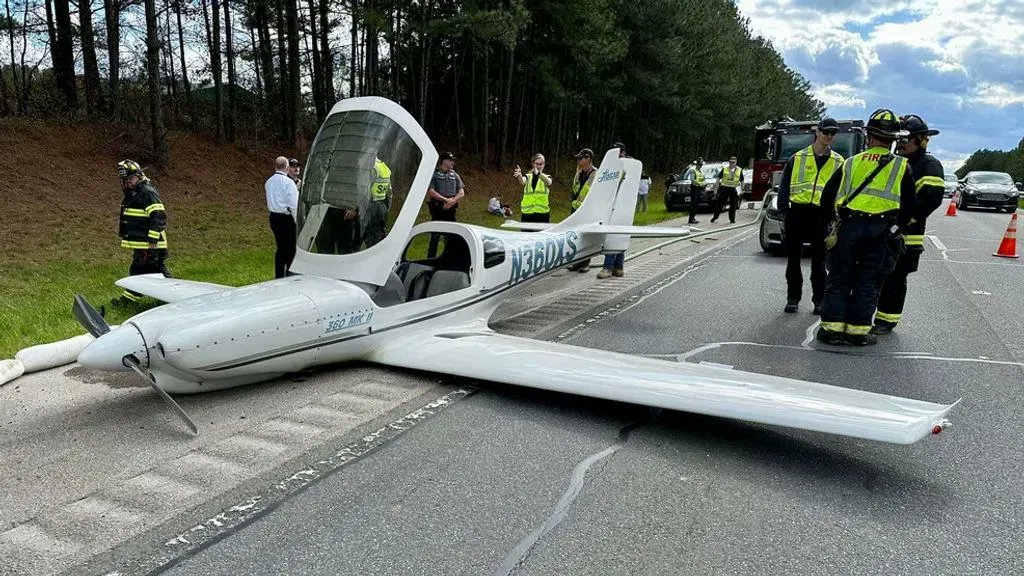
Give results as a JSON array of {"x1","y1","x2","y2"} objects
[{"x1": 821, "y1": 130, "x2": 839, "y2": 136}]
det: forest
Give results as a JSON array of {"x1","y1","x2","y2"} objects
[
  {"x1": 955, "y1": 138, "x2": 1024, "y2": 183},
  {"x1": 0, "y1": 0, "x2": 827, "y2": 171}
]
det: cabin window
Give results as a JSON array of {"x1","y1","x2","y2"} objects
[
  {"x1": 395, "y1": 232, "x2": 473, "y2": 301},
  {"x1": 296, "y1": 110, "x2": 422, "y2": 255},
  {"x1": 482, "y1": 235, "x2": 505, "y2": 268}
]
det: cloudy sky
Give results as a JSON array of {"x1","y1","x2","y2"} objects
[{"x1": 735, "y1": 0, "x2": 1024, "y2": 172}]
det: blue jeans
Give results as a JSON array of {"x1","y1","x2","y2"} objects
[{"x1": 603, "y1": 253, "x2": 624, "y2": 270}]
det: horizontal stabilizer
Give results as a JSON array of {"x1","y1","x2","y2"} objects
[
  {"x1": 115, "y1": 274, "x2": 231, "y2": 303},
  {"x1": 500, "y1": 220, "x2": 554, "y2": 231},
  {"x1": 576, "y1": 224, "x2": 694, "y2": 238},
  {"x1": 371, "y1": 330, "x2": 957, "y2": 445}
]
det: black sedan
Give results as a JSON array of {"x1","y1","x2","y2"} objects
[{"x1": 956, "y1": 171, "x2": 1019, "y2": 212}]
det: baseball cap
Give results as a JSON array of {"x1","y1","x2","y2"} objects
[
  {"x1": 440, "y1": 151, "x2": 456, "y2": 161},
  {"x1": 289, "y1": 158, "x2": 300, "y2": 166},
  {"x1": 816, "y1": 117, "x2": 840, "y2": 133},
  {"x1": 573, "y1": 148, "x2": 594, "y2": 159}
]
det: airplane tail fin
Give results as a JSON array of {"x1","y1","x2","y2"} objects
[{"x1": 550, "y1": 148, "x2": 625, "y2": 231}]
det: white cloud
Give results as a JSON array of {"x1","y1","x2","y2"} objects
[
  {"x1": 813, "y1": 83, "x2": 867, "y2": 108},
  {"x1": 972, "y1": 84, "x2": 1024, "y2": 108}
]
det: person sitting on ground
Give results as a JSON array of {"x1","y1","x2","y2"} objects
[{"x1": 489, "y1": 194, "x2": 512, "y2": 217}]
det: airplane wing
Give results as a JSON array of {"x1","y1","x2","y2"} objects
[
  {"x1": 575, "y1": 224, "x2": 694, "y2": 237},
  {"x1": 115, "y1": 274, "x2": 232, "y2": 303},
  {"x1": 369, "y1": 330, "x2": 957, "y2": 445}
]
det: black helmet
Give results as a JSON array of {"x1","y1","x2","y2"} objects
[
  {"x1": 116, "y1": 159, "x2": 145, "y2": 180},
  {"x1": 900, "y1": 114, "x2": 940, "y2": 137},
  {"x1": 866, "y1": 108, "x2": 902, "y2": 139}
]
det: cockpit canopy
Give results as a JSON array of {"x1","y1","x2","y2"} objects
[{"x1": 297, "y1": 108, "x2": 423, "y2": 255}]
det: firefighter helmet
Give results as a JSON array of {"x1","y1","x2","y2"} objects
[
  {"x1": 866, "y1": 108, "x2": 903, "y2": 139},
  {"x1": 900, "y1": 114, "x2": 940, "y2": 137},
  {"x1": 117, "y1": 159, "x2": 145, "y2": 180}
]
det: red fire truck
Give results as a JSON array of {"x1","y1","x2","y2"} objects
[{"x1": 749, "y1": 117, "x2": 866, "y2": 201}]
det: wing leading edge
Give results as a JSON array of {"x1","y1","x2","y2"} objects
[
  {"x1": 115, "y1": 274, "x2": 231, "y2": 303},
  {"x1": 370, "y1": 331, "x2": 956, "y2": 445}
]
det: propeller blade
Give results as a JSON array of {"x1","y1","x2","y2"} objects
[
  {"x1": 122, "y1": 354, "x2": 199, "y2": 435},
  {"x1": 73, "y1": 294, "x2": 111, "y2": 338}
]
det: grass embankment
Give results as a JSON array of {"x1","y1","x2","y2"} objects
[{"x1": 0, "y1": 122, "x2": 680, "y2": 358}]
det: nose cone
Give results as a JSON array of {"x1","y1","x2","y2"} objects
[{"x1": 78, "y1": 324, "x2": 148, "y2": 371}]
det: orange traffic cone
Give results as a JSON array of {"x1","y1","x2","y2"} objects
[
  {"x1": 945, "y1": 197, "x2": 957, "y2": 217},
  {"x1": 993, "y1": 212, "x2": 1019, "y2": 258}
]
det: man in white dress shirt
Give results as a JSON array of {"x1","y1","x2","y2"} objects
[{"x1": 266, "y1": 156, "x2": 299, "y2": 278}]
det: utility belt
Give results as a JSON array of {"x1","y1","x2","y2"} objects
[{"x1": 837, "y1": 207, "x2": 898, "y2": 222}]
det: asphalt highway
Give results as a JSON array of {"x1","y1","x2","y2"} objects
[{"x1": 149, "y1": 207, "x2": 1023, "y2": 575}]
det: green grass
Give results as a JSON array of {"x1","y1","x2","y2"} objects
[{"x1": 0, "y1": 197, "x2": 683, "y2": 359}]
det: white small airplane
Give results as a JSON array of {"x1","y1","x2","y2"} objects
[{"x1": 74, "y1": 97, "x2": 957, "y2": 443}]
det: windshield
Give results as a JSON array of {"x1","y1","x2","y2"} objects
[
  {"x1": 296, "y1": 109, "x2": 423, "y2": 255},
  {"x1": 944, "y1": 174, "x2": 958, "y2": 183},
  {"x1": 777, "y1": 132, "x2": 860, "y2": 162},
  {"x1": 968, "y1": 172, "x2": 1013, "y2": 185}
]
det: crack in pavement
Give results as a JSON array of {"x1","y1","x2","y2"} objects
[{"x1": 494, "y1": 423, "x2": 639, "y2": 576}]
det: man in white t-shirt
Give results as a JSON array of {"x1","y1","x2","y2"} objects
[
  {"x1": 636, "y1": 173, "x2": 652, "y2": 213},
  {"x1": 265, "y1": 156, "x2": 299, "y2": 278}
]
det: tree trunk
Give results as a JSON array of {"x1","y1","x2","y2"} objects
[
  {"x1": 349, "y1": 0, "x2": 356, "y2": 97},
  {"x1": 481, "y1": 45, "x2": 489, "y2": 170},
  {"x1": 163, "y1": 6, "x2": 179, "y2": 118},
  {"x1": 51, "y1": 0, "x2": 76, "y2": 111},
  {"x1": 207, "y1": 0, "x2": 224, "y2": 141},
  {"x1": 286, "y1": 0, "x2": 300, "y2": 142},
  {"x1": 418, "y1": 0, "x2": 428, "y2": 124},
  {"x1": 276, "y1": 0, "x2": 289, "y2": 137},
  {"x1": 223, "y1": 0, "x2": 236, "y2": 141},
  {"x1": 306, "y1": 0, "x2": 323, "y2": 122},
  {"x1": 175, "y1": 0, "x2": 195, "y2": 129},
  {"x1": 498, "y1": 45, "x2": 513, "y2": 171},
  {"x1": 255, "y1": 0, "x2": 277, "y2": 127},
  {"x1": 144, "y1": 0, "x2": 167, "y2": 163},
  {"x1": 318, "y1": 0, "x2": 333, "y2": 105},
  {"x1": 103, "y1": 0, "x2": 120, "y2": 117},
  {"x1": 78, "y1": 0, "x2": 104, "y2": 116},
  {"x1": 2, "y1": 0, "x2": 13, "y2": 114}
]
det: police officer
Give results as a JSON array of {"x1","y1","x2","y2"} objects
[
  {"x1": 514, "y1": 153, "x2": 553, "y2": 223},
  {"x1": 117, "y1": 160, "x2": 171, "y2": 301},
  {"x1": 777, "y1": 118, "x2": 845, "y2": 314},
  {"x1": 684, "y1": 158, "x2": 706, "y2": 225},
  {"x1": 815, "y1": 109, "x2": 916, "y2": 346},
  {"x1": 711, "y1": 156, "x2": 743, "y2": 224},
  {"x1": 426, "y1": 152, "x2": 465, "y2": 258},
  {"x1": 872, "y1": 115, "x2": 945, "y2": 335},
  {"x1": 363, "y1": 156, "x2": 393, "y2": 248},
  {"x1": 567, "y1": 148, "x2": 597, "y2": 272}
]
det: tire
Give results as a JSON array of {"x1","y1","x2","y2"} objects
[{"x1": 956, "y1": 195, "x2": 965, "y2": 210}]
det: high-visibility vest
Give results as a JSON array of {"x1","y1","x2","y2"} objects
[
  {"x1": 836, "y1": 147, "x2": 908, "y2": 214},
  {"x1": 371, "y1": 158, "x2": 392, "y2": 202},
  {"x1": 521, "y1": 173, "x2": 551, "y2": 214},
  {"x1": 788, "y1": 145, "x2": 843, "y2": 206},
  {"x1": 571, "y1": 168, "x2": 595, "y2": 211},
  {"x1": 720, "y1": 165, "x2": 742, "y2": 188},
  {"x1": 690, "y1": 166, "x2": 706, "y2": 186}
]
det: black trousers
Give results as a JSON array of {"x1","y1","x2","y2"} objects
[
  {"x1": 688, "y1": 185, "x2": 704, "y2": 223},
  {"x1": 875, "y1": 250, "x2": 922, "y2": 327},
  {"x1": 269, "y1": 212, "x2": 296, "y2": 279},
  {"x1": 820, "y1": 216, "x2": 890, "y2": 333},
  {"x1": 124, "y1": 248, "x2": 171, "y2": 299},
  {"x1": 521, "y1": 212, "x2": 550, "y2": 223},
  {"x1": 784, "y1": 204, "x2": 826, "y2": 303},
  {"x1": 712, "y1": 186, "x2": 739, "y2": 222},
  {"x1": 427, "y1": 201, "x2": 457, "y2": 258}
]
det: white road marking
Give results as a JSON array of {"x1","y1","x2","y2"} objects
[
  {"x1": 803, "y1": 321, "x2": 820, "y2": 349},
  {"x1": 698, "y1": 361, "x2": 734, "y2": 370},
  {"x1": 971, "y1": 290, "x2": 992, "y2": 295},
  {"x1": 928, "y1": 235, "x2": 949, "y2": 260}
]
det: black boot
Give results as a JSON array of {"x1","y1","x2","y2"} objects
[
  {"x1": 844, "y1": 333, "x2": 878, "y2": 346},
  {"x1": 815, "y1": 329, "x2": 845, "y2": 345},
  {"x1": 870, "y1": 323, "x2": 894, "y2": 335},
  {"x1": 784, "y1": 299, "x2": 798, "y2": 313}
]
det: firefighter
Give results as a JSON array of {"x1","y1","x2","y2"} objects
[
  {"x1": 777, "y1": 118, "x2": 845, "y2": 314},
  {"x1": 711, "y1": 156, "x2": 743, "y2": 224},
  {"x1": 871, "y1": 115, "x2": 945, "y2": 335},
  {"x1": 117, "y1": 160, "x2": 171, "y2": 302},
  {"x1": 815, "y1": 109, "x2": 916, "y2": 346}
]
